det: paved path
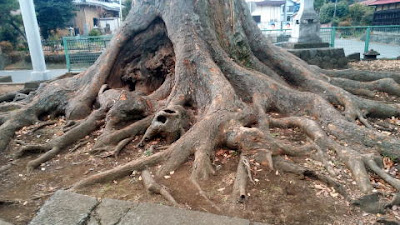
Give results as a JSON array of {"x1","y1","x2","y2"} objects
[
  {"x1": 27, "y1": 190, "x2": 267, "y2": 225},
  {"x1": 0, "y1": 69, "x2": 68, "y2": 83},
  {"x1": 335, "y1": 39, "x2": 400, "y2": 59}
]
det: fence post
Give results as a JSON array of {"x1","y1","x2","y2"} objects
[
  {"x1": 62, "y1": 37, "x2": 71, "y2": 72},
  {"x1": 364, "y1": 27, "x2": 371, "y2": 53},
  {"x1": 330, "y1": 27, "x2": 336, "y2": 47}
]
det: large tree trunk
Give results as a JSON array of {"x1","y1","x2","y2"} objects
[{"x1": 1, "y1": 0, "x2": 400, "y2": 206}]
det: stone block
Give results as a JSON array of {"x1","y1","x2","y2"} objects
[
  {"x1": 0, "y1": 219, "x2": 13, "y2": 225},
  {"x1": 0, "y1": 76, "x2": 12, "y2": 83},
  {"x1": 24, "y1": 81, "x2": 42, "y2": 89},
  {"x1": 94, "y1": 198, "x2": 135, "y2": 225},
  {"x1": 119, "y1": 203, "x2": 250, "y2": 225},
  {"x1": 288, "y1": 47, "x2": 348, "y2": 69},
  {"x1": 29, "y1": 190, "x2": 98, "y2": 225},
  {"x1": 347, "y1": 52, "x2": 360, "y2": 62}
]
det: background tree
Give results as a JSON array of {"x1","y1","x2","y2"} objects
[
  {"x1": 34, "y1": 0, "x2": 76, "y2": 39},
  {"x1": 314, "y1": 0, "x2": 326, "y2": 12},
  {"x1": 1, "y1": 0, "x2": 400, "y2": 212},
  {"x1": 319, "y1": 1, "x2": 349, "y2": 24},
  {"x1": 0, "y1": 0, "x2": 26, "y2": 46},
  {"x1": 348, "y1": 3, "x2": 374, "y2": 25}
]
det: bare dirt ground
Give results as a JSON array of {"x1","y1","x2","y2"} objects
[
  {"x1": 0, "y1": 85, "x2": 24, "y2": 95},
  {"x1": 0, "y1": 60, "x2": 400, "y2": 225}
]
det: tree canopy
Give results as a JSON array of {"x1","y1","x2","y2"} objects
[
  {"x1": 317, "y1": 0, "x2": 374, "y2": 26},
  {"x1": 0, "y1": 0, "x2": 25, "y2": 46},
  {"x1": 34, "y1": 0, "x2": 76, "y2": 39},
  {"x1": 319, "y1": 1, "x2": 349, "y2": 24}
]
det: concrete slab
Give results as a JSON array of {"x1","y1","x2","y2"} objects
[
  {"x1": 29, "y1": 190, "x2": 98, "y2": 225},
  {"x1": 0, "y1": 219, "x2": 13, "y2": 225},
  {"x1": 118, "y1": 203, "x2": 250, "y2": 225},
  {"x1": 0, "y1": 76, "x2": 12, "y2": 83},
  {"x1": 0, "y1": 69, "x2": 67, "y2": 83},
  {"x1": 94, "y1": 198, "x2": 135, "y2": 225},
  {"x1": 29, "y1": 191, "x2": 268, "y2": 225}
]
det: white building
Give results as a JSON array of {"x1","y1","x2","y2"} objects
[
  {"x1": 72, "y1": 0, "x2": 122, "y2": 35},
  {"x1": 247, "y1": 0, "x2": 300, "y2": 29}
]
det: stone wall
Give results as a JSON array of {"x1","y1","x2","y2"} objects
[
  {"x1": 288, "y1": 47, "x2": 348, "y2": 69},
  {"x1": 370, "y1": 33, "x2": 400, "y2": 45}
]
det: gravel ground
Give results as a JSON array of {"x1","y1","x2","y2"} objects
[{"x1": 349, "y1": 60, "x2": 400, "y2": 73}]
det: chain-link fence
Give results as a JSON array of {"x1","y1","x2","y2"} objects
[
  {"x1": 262, "y1": 25, "x2": 400, "y2": 59},
  {"x1": 63, "y1": 35, "x2": 112, "y2": 72}
]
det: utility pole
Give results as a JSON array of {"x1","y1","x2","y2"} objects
[
  {"x1": 18, "y1": 0, "x2": 48, "y2": 81},
  {"x1": 119, "y1": 0, "x2": 123, "y2": 23},
  {"x1": 282, "y1": 0, "x2": 288, "y2": 29},
  {"x1": 333, "y1": 0, "x2": 338, "y2": 19}
]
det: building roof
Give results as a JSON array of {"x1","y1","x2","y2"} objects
[
  {"x1": 255, "y1": 0, "x2": 286, "y2": 6},
  {"x1": 365, "y1": 0, "x2": 400, "y2": 5},
  {"x1": 73, "y1": 0, "x2": 122, "y2": 12}
]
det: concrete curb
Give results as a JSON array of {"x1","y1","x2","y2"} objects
[{"x1": 29, "y1": 190, "x2": 268, "y2": 225}]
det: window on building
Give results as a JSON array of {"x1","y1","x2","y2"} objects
[{"x1": 252, "y1": 15, "x2": 261, "y2": 23}]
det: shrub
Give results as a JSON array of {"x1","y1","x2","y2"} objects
[
  {"x1": 0, "y1": 41, "x2": 13, "y2": 53},
  {"x1": 9, "y1": 51, "x2": 23, "y2": 63},
  {"x1": 89, "y1": 29, "x2": 101, "y2": 36}
]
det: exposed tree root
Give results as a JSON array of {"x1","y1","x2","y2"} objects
[
  {"x1": 1, "y1": 0, "x2": 400, "y2": 214},
  {"x1": 0, "y1": 163, "x2": 13, "y2": 173},
  {"x1": 190, "y1": 177, "x2": 222, "y2": 211},
  {"x1": 71, "y1": 150, "x2": 169, "y2": 190},
  {"x1": 69, "y1": 140, "x2": 89, "y2": 152},
  {"x1": 17, "y1": 108, "x2": 108, "y2": 171},
  {"x1": 0, "y1": 88, "x2": 36, "y2": 103},
  {"x1": 101, "y1": 137, "x2": 134, "y2": 158},
  {"x1": 29, "y1": 121, "x2": 57, "y2": 133},
  {"x1": 141, "y1": 169, "x2": 178, "y2": 206},
  {"x1": 273, "y1": 156, "x2": 348, "y2": 200},
  {"x1": 232, "y1": 154, "x2": 250, "y2": 203}
]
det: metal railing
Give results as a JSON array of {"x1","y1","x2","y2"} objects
[
  {"x1": 63, "y1": 35, "x2": 112, "y2": 72},
  {"x1": 262, "y1": 25, "x2": 400, "y2": 59},
  {"x1": 42, "y1": 39, "x2": 64, "y2": 52}
]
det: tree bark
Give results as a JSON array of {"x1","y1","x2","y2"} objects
[{"x1": 1, "y1": 0, "x2": 400, "y2": 207}]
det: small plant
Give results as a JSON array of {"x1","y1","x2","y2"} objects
[{"x1": 89, "y1": 29, "x2": 101, "y2": 37}]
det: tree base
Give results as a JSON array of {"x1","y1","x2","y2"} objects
[{"x1": 1, "y1": 0, "x2": 400, "y2": 222}]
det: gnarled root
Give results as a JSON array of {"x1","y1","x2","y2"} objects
[
  {"x1": 71, "y1": 150, "x2": 169, "y2": 190},
  {"x1": 232, "y1": 154, "x2": 250, "y2": 203},
  {"x1": 141, "y1": 169, "x2": 178, "y2": 206},
  {"x1": 273, "y1": 156, "x2": 348, "y2": 199},
  {"x1": 101, "y1": 137, "x2": 134, "y2": 158},
  {"x1": 3, "y1": 0, "x2": 400, "y2": 216},
  {"x1": 18, "y1": 108, "x2": 107, "y2": 171},
  {"x1": 138, "y1": 105, "x2": 189, "y2": 147}
]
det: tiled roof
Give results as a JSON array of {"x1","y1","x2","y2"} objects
[
  {"x1": 364, "y1": 0, "x2": 400, "y2": 5},
  {"x1": 73, "y1": 0, "x2": 122, "y2": 12},
  {"x1": 255, "y1": 0, "x2": 286, "y2": 6}
]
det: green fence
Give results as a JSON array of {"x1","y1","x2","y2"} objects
[
  {"x1": 262, "y1": 25, "x2": 400, "y2": 59},
  {"x1": 63, "y1": 35, "x2": 112, "y2": 72}
]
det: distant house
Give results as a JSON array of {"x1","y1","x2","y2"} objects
[
  {"x1": 365, "y1": 0, "x2": 400, "y2": 25},
  {"x1": 72, "y1": 0, "x2": 122, "y2": 35},
  {"x1": 246, "y1": 0, "x2": 299, "y2": 29}
]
